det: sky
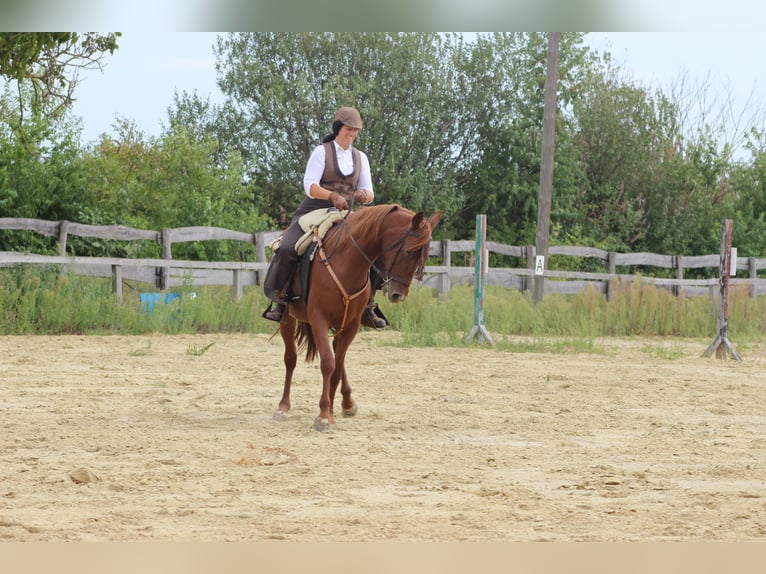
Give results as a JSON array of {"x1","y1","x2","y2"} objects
[
  {"x1": 68, "y1": 32, "x2": 766, "y2": 149},
  {"x1": 70, "y1": 32, "x2": 224, "y2": 143}
]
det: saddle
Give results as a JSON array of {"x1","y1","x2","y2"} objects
[
  {"x1": 270, "y1": 208, "x2": 349, "y2": 303},
  {"x1": 269, "y1": 208, "x2": 348, "y2": 257}
]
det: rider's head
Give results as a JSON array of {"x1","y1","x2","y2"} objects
[{"x1": 323, "y1": 107, "x2": 364, "y2": 143}]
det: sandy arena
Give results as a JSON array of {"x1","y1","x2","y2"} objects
[{"x1": 2, "y1": 332, "x2": 766, "y2": 541}]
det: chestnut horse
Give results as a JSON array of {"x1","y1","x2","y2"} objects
[{"x1": 274, "y1": 203, "x2": 442, "y2": 432}]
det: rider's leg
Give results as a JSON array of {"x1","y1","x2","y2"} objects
[
  {"x1": 361, "y1": 258, "x2": 389, "y2": 329},
  {"x1": 262, "y1": 224, "x2": 302, "y2": 323}
]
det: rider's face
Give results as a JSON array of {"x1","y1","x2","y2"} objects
[{"x1": 336, "y1": 125, "x2": 359, "y2": 150}]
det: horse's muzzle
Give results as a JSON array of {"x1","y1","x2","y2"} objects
[{"x1": 383, "y1": 281, "x2": 409, "y2": 303}]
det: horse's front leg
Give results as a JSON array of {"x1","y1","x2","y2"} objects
[
  {"x1": 312, "y1": 328, "x2": 337, "y2": 432},
  {"x1": 274, "y1": 316, "x2": 297, "y2": 421},
  {"x1": 331, "y1": 331, "x2": 358, "y2": 417}
]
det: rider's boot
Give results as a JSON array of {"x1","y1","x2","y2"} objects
[
  {"x1": 262, "y1": 302, "x2": 287, "y2": 322},
  {"x1": 262, "y1": 251, "x2": 297, "y2": 323},
  {"x1": 361, "y1": 292, "x2": 389, "y2": 329}
]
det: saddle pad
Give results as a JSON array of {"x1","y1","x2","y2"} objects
[{"x1": 294, "y1": 208, "x2": 348, "y2": 257}]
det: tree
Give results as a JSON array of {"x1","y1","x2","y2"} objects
[
  {"x1": 452, "y1": 33, "x2": 588, "y2": 245},
  {"x1": 0, "y1": 32, "x2": 120, "y2": 122},
  {"x1": 213, "y1": 32, "x2": 489, "y2": 229},
  {"x1": 79, "y1": 118, "x2": 270, "y2": 260},
  {"x1": 0, "y1": 89, "x2": 97, "y2": 253}
]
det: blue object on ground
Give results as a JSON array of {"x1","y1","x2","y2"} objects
[{"x1": 140, "y1": 292, "x2": 181, "y2": 313}]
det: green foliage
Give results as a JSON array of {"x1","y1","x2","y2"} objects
[
  {"x1": 5, "y1": 32, "x2": 766, "y2": 279},
  {"x1": 76, "y1": 119, "x2": 270, "y2": 260},
  {"x1": 0, "y1": 32, "x2": 120, "y2": 119},
  {"x1": 5, "y1": 269, "x2": 766, "y2": 358},
  {"x1": 0, "y1": 267, "x2": 276, "y2": 335},
  {"x1": 453, "y1": 33, "x2": 587, "y2": 244},
  {"x1": 214, "y1": 32, "x2": 483, "y2": 227},
  {"x1": 0, "y1": 94, "x2": 98, "y2": 252}
]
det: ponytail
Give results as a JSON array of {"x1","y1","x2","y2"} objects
[{"x1": 321, "y1": 120, "x2": 344, "y2": 143}]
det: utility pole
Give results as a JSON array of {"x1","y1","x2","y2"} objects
[{"x1": 533, "y1": 32, "x2": 560, "y2": 303}]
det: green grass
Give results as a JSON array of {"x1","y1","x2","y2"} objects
[
  {"x1": 1, "y1": 267, "x2": 763, "y2": 353},
  {"x1": 187, "y1": 341, "x2": 216, "y2": 356}
]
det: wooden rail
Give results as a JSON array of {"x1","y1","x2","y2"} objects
[{"x1": 3, "y1": 217, "x2": 766, "y2": 301}]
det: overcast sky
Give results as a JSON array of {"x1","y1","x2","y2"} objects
[{"x1": 69, "y1": 32, "x2": 766, "y2": 148}]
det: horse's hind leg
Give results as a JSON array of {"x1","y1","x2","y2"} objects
[{"x1": 274, "y1": 317, "x2": 297, "y2": 420}]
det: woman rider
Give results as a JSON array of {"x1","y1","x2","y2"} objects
[{"x1": 261, "y1": 106, "x2": 388, "y2": 329}]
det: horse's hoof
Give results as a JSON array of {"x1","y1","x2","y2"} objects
[
  {"x1": 342, "y1": 403, "x2": 358, "y2": 417},
  {"x1": 272, "y1": 410, "x2": 289, "y2": 422},
  {"x1": 313, "y1": 417, "x2": 332, "y2": 432}
]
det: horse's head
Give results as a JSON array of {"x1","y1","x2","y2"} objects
[{"x1": 378, "y1": 207, "x2": 442, "y2": 303}]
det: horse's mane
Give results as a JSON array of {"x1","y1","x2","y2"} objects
[
  {"x1": 346, "y1": 204, "x2": 403, "y2": 235},
  {"x1": 346, "y1": 204, "x2": 432, "y2": 251}
]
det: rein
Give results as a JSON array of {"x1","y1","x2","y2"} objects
[
  {"x1": 314, "y1": 228, "x2": 370, "y2": 336},
  {"x1": 335, "y1": 213, "x2": 429, "y2": 288},
  {"x1": 316, "y1": 207, "x2": 430, "y2": 335}
]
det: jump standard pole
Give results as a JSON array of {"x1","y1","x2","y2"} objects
[
  {"x1": 704, "y1": 218, "x2": 742, "y2": 360},
  {"x1": 466, "y1": 214, "x2": 495, "y2": 345}
]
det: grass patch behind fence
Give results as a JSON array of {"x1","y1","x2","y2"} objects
[{"x1": 1, "y1": 267, "x2": 764, "y2": 349}]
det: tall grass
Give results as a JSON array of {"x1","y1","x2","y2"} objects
[
  {"x1": 2, "y1": 267, "x2": 764, "y2": 346},
  {"x1": 0, "y1": 266, "x2": 275, "y2": 335}
]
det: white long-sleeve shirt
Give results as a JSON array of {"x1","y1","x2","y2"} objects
[{"x1": 303, "y1": 141, "x2": 374, "y2": 200}]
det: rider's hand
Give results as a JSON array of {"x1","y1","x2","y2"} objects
[
  {"x1": 353, "y1": 189, "x2": 371, "y2": 204},
  {"x1": 329, "y1": 192, "x2": 349, "y2": 211}
]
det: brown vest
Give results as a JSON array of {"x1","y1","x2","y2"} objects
[{"x1": 320, "y1": 142, "x2": 361, "y2": 201}]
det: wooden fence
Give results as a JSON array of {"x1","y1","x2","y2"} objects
[{"x1": 3, "y1": 217, "x2": 766, "y2": 301}]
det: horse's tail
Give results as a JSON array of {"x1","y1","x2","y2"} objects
[{"x1": 295, "y1": 322, "x2": 318, "y2": 363}]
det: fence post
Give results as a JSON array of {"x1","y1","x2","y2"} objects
[
  {"x1": 438, "y1": 238, "x2": 451, "y2": 299},
  {"x1": 112, "y1": 264, "x2": 123, "y2": 303},
  {"x1": 749, "y1": 256, "x2": 757, "y2": 299},
  {"x1": 704, "y1": 219, "x2": 741, "y2": 360},
  {"x1": 231, "y1": 269, "x2": 243, "y2": 300},
  {"x1": 524, "y1": 245, "x2": 536, "y2": 294},
  {"x1": 607, "y1": 251, "x2": 616, "y2": 302},
  {"x1": 674, "y1": 255, "x2": 684, "y2": 297},
  {"x1": 58, "y1": 220, "x2": 69, "y2": 256},
  {"x1": 466, "y1": 214, "x2": 494, "y2": 345},
  {"x1": 159, "y1": 227, "x2": 171, "y2": 290}
]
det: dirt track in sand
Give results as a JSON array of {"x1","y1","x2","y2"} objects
[{"x1": 2, "y1": 332, "x2": 766, "y2": 541}]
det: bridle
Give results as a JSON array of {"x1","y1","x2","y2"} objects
[
  {"x1": 332, "y1": 210, "x2": 430, "y2": 287},
  {"x1": 315, "y1": 209, "x2": 430, "y2": 334}
]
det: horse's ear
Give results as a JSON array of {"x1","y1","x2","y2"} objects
[
  {"x1": 411, "y1": 211, "x2": 425, "y2": 228},
  {"x1": 429, "y1": 211, "x2": 443, "y2": 230}
]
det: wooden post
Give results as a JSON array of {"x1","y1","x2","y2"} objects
[
  {"x1": 674, "y1": 255, "x2": 684, "y2": 297},
  {"x1": 704, "y1": 219, "x2": 741, "y2": 360},
  {"x1": 58, "y1": 220, "x2": 70, "y2": 256},
  {"x1": 524, "y1": 245, "x2": 536, "y2": 294},
  {"x1": 232, "y1": 269, "x2": 243, "y2": 300},
  {"x1": 466, "y1": 214, "x2": 494, "y2": 345},
  {"x1": 606, "y1": 251, "x2": 617, "y2": 302},
  {"x1": 533, "y1": 32, "x2": 560, "y2": 303},
  {"x1": 112, "y1": 264, "x2": 123, "y2": 304},
  {"x1": 159, "y1": 227, "x2": 171, "y2": 290},
  {"x1": 438, "y1": 238, "x2": 451, "y2": 299}
]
